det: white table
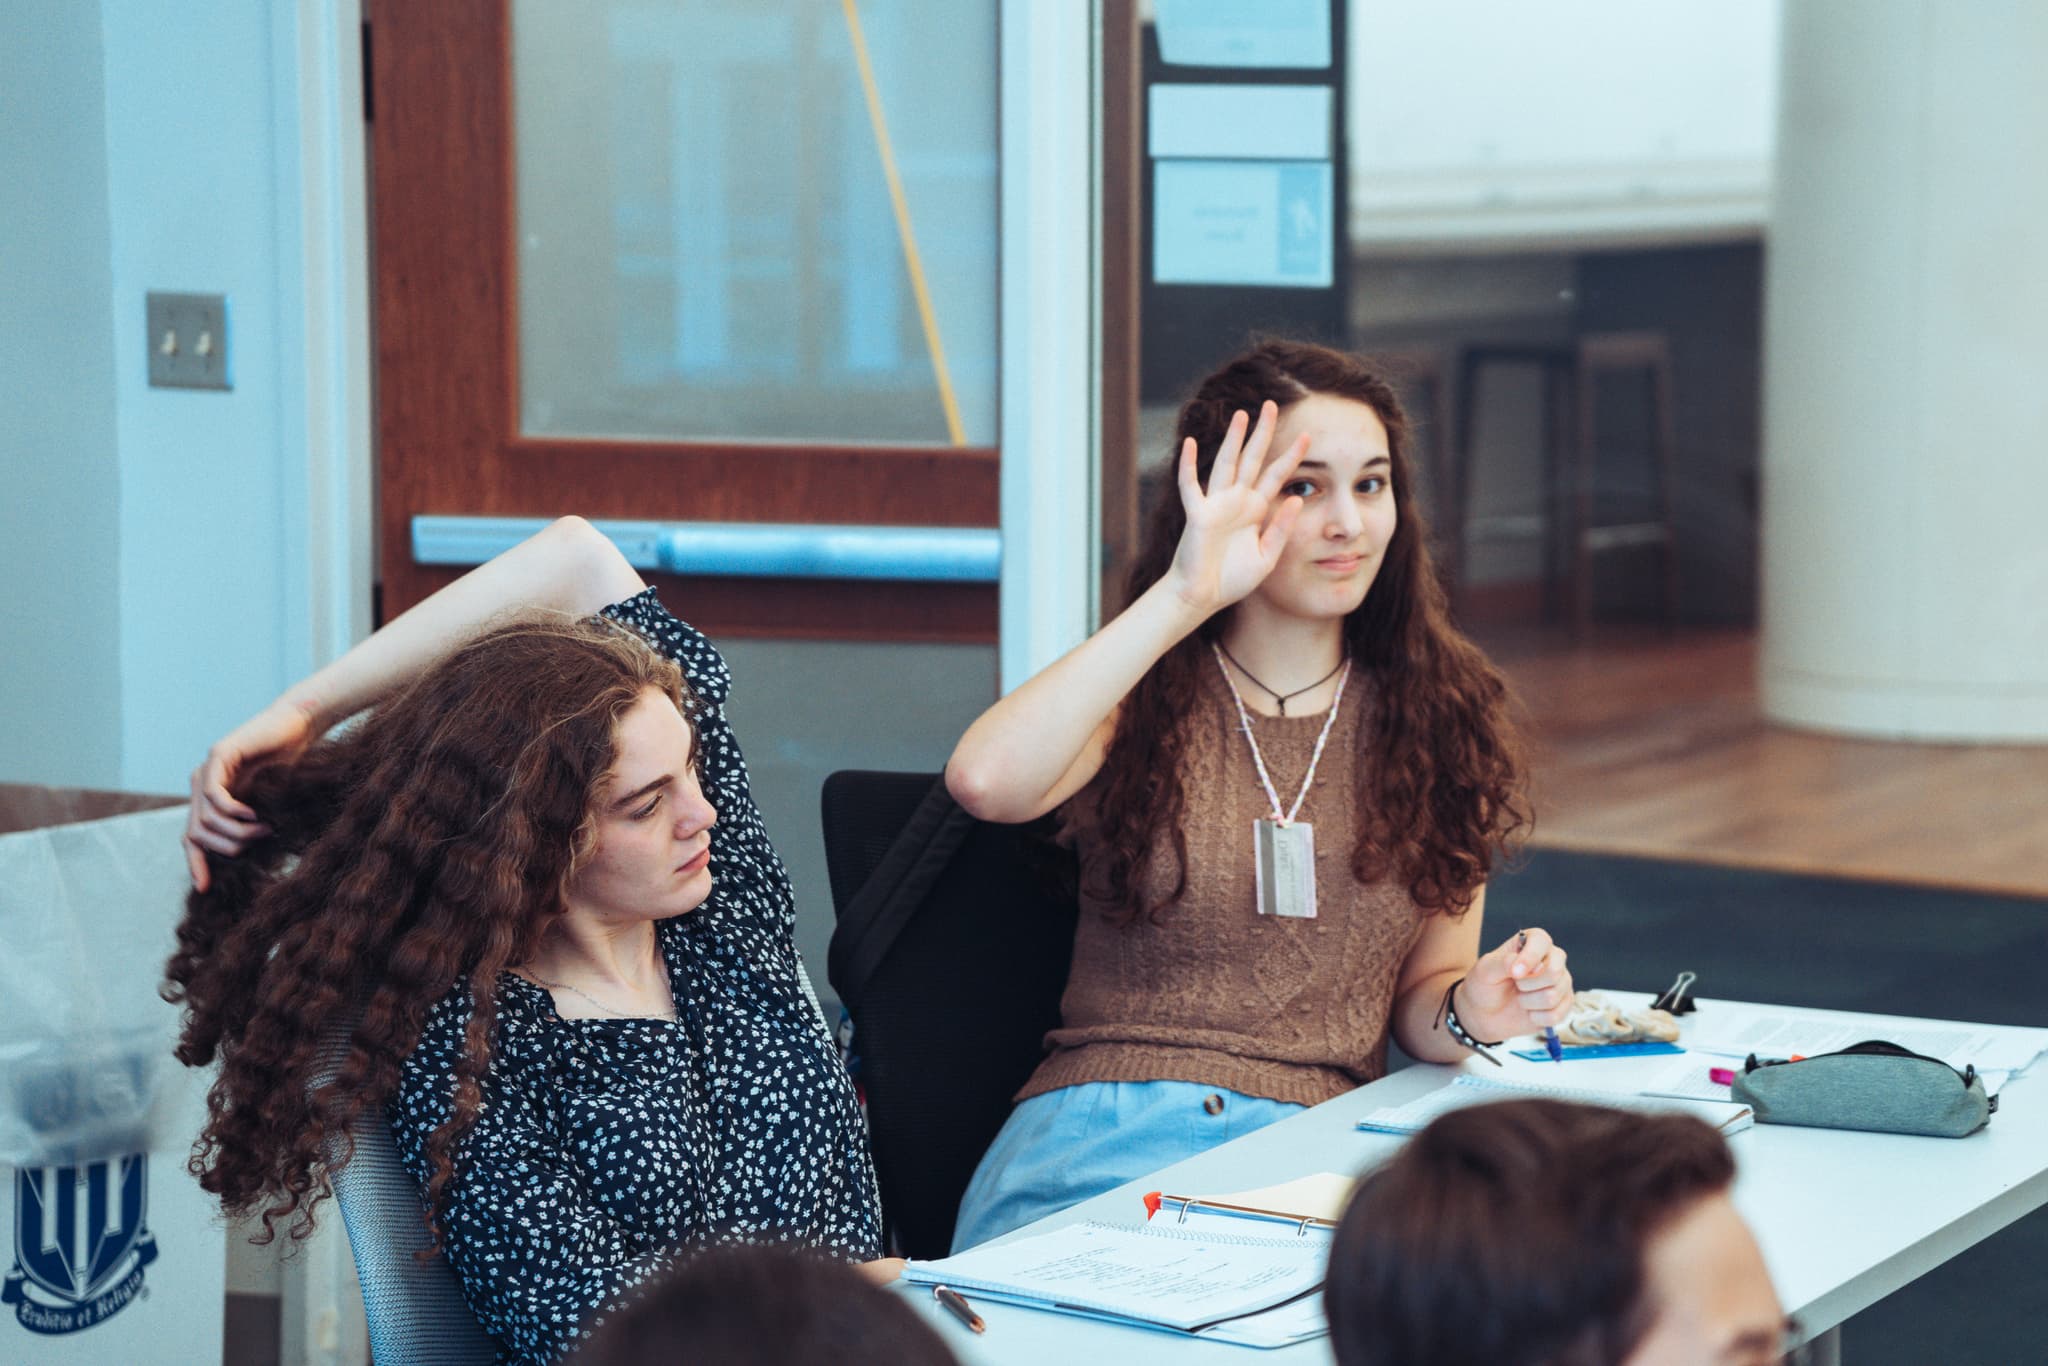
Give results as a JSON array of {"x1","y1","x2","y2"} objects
[{"x1": 898, "y1": 999, "x2": 2048, "y2": 1365}]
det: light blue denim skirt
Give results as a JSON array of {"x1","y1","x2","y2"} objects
[{"x1": 949, "y1": 1079, "x2": 1303, "y2": 1253}]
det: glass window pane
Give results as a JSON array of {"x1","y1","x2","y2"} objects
[{"x1": 513, "y1": 0, "x2": 997, "y2": 446}]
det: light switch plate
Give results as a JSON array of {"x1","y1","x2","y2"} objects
[{"x1": 146, "y1": 291, "x2": 231, "y2": 390}]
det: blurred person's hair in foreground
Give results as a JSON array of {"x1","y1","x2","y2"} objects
[
  {"x1": 1327, "y1": 1098, "x2": 1790, "y2": 1366},
  {"x1": 571, "y1": 1243, "x2": 960, "y2": 1366}
]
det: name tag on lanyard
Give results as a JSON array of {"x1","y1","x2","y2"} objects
[{"x1": 1254, "y1": 818, "x2": 1317, "y2": 919}]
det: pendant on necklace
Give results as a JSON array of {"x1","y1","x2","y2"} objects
[{"x1": 1253, "y1": 818, "x2": 1317, "y2": 919}]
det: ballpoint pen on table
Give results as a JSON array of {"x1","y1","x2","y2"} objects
[
  {"x1": 934, "y1": 1285, "x2": 986, "y2": 1334},
  {"x1": 1143, "y1": 1190, "x2": 1339, "y2": 1235}
]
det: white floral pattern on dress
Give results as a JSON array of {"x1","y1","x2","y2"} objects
[{"x1": 390, "y1": 589, "x2": 881, "y2": 1365}]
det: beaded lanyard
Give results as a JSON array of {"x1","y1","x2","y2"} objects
[{"x1": 1210, "y1": 643, "x2": 1351, "y2": 917}]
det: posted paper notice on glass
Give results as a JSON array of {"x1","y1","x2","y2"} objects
[{"x1": 1151, "y1": 84, "x2": 1335, "y2": 289}]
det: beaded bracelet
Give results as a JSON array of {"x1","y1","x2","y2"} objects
[{"x1": 1435, "y1": 977, "x2": 1505, "y2": 1067}]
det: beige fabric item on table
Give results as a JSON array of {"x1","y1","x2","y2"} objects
[{"x1": 1556, "y1": 990, "x2": 1681, "y2": 1048}]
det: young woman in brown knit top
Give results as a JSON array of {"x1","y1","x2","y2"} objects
[{"x1": 944, "y1": 339, "x2": 1574, "y2": 1249}]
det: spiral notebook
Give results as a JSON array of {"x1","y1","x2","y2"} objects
[
  {"x1": 903, "y1": 1219, "x2": 1326, "y2": 1343},
  {"x1": 1355, "y1": 1074, "x2": 1754, "y2": 1136}
]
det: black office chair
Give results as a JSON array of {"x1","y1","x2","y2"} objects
[{"x1": 822, "y1": 771, "x2": 1078, "y2": 1258}]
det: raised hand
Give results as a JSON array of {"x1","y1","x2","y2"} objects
[
  {"x1": 1456, "y1": 927, "x2": 1574, "y2": 1042},
  {"x1": 1164, "y1": 401, "x2": 1311, "y2": 615}
]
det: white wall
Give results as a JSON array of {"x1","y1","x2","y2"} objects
[
  {"x1": 1348, "y1": 0, "x2": 1780, "y2": 251},
  {"x1": 103, "y1": 0, "x2": 294, "y2": 793},
  {"x1": 0, "y1": 0, "x2": 124, "y2": 788},
  {"x1": 0, "y1": 0, "x2": 369, "y2": 796}
]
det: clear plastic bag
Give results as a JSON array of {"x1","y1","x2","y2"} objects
[{"x1": 0, "y1": 807, "x2": 195, "y2": 1168}]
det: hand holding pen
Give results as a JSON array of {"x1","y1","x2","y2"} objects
[
  {"x1": 1517, "y1": 930, "x2": 1566, "y2": 1063},
  {"x1": 1456, "y1": 927, "x2": 1574, "y2": 1058}
]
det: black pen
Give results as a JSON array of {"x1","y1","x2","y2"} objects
[{"x1": 934, "y1": 1284, "x2": 986, "y2": 1334}]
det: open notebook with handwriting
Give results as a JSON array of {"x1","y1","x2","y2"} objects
[{"x1": 903, "y1": 1219, "x2": 1327, "y2": 1347}]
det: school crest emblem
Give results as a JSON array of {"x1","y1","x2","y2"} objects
[{"x1": 4, "y1": 1154, "x2": 157, "y2": 1335}]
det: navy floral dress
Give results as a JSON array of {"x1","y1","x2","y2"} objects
[{"x1": 390, "y1": 590, "x2": 882, "y2": 1365}]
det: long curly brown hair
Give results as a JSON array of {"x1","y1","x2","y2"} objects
[
  {"x1": 162, "y1": 615, "x2": 691, "y2": 1245},
  {"x1": 1094, "y1": 338, "x2": 1528, "y2": 923}
]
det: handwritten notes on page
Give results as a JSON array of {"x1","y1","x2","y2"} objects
[{"x1": 904, "y1": 1220, "x2": 1324, "y2": 1336}]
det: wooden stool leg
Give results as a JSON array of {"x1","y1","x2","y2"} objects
[
  {"x1": 1652, "y1": 346, "x2": 1680, "y2": 632},
  {"x1": 1571, "y1": 354, "x2": 1596, "y2": 640},
  {"x1": 1451, "y1": 347, "x2": 1483, "y2": 621},
  {"x1": 1543, "y1": 357, "x2": 1572, "y2": 627},
  {"x1": 1429, "y1": 365, "x2": 1458, "y2": 593},
  {"x1": 1573, "y1": 331, "x2": 1680, "y2": 637}
]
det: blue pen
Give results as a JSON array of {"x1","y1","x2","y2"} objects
[{"x1": 1516, "y1": 930, "x2": 1565, "y2": 1063}]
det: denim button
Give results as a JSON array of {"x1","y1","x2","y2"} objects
[{"x1": 1203, "y1": 1093, "x2": 1225, "y2": 1116}]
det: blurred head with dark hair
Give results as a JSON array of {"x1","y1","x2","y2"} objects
[
  {"x1": 571, "y1": 1244, "x2": 960, "y2": 1366},
  {"x1": 1328, "y1": 1098, "x2": 1786, "y2": 1366}
]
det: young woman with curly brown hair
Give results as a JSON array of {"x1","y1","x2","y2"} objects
[
  {"x1": 168, "y1": 518, "x2": 888, "y2": 1365},
  {"x1": 944, "y1": 339, "x2": 1574, "y2": 1249}
]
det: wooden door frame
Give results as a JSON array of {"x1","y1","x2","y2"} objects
[
  {"x1": 368, "y1": 1, "x2": 1005, "y2": 640},
  {"x1": 367, "y1": 2, "x2": 1141, "y2": 646}
]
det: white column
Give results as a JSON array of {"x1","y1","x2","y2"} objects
[
  {"x1": 997, "y1": 0, "x2": 1100, "y2": 693},
  {"x1": 1761, "y1": 0, "x2": 2048, "y2": 740},
  {"x1": 278, "y1": 0, "x2": 376, "y2": 678},
  {"x1": 274, "y1": 7, "x2": 374, "y2": 1361}
]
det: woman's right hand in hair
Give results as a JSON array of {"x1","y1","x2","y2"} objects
[
  {"x1": 1164, "y1": 400, "x2": 1310, "y2": 615},
  {"x1": 183, "y1": 698, "x2": 321, "y2": 890},
  {"x1": 180, "y1": 518, "x2": 649, "y2": 889}
]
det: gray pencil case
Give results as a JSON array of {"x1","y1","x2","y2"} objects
[{"x1": 1731, "y1": 1040, "x2": 1996, "y2": 1138}]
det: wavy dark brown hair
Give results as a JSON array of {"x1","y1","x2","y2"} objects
[
  {"x1": 1326, "y1": 1099, "x2": 1738, "y2": 1365},
  {"x1": 1094, "y1": 338, "x2": 1528, "y2": 923},
  {"x1": 161, "y1": 615, "x2": 691, "y2": 1245}
]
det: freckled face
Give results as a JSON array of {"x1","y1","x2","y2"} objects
[
  {"x1": 560, "y1": 686, "x2": 717, "y2": 928},
  {"x1": 1250, "y1": 394, "x2": 1398, "y2": 622}
]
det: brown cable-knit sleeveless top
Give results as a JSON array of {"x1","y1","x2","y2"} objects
[{"x1": 1019, "y1": 662, "x2": 1431, "y2": 1108}]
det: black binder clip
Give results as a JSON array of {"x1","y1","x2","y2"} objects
[{"x1": 1652, "y1": 970, "x2": 1698, "y2": 1016}]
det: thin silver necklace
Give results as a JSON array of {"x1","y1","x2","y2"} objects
[{"x1": 524, "y1": 968, "x2": 677, "y2": 1022}]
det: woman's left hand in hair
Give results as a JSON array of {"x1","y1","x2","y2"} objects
[{"x1": 1457, "y1": 928, "x2": 1573, "y2": 1041}]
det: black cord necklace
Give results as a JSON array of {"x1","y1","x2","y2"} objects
[{"x1": 1215, "y1": 642, "x2": 1347, "y2": 716}]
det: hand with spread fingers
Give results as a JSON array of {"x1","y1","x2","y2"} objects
[
  {"x1": 1455, "y1": 927, "x2": 1573, "y2": 1044},
  {"x1": 1164, "y1": 399, "x2": 1312, "y2": 616}
]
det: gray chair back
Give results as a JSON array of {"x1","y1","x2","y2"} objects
[
  {"x1": 316, "y1": 962, "x2": 837, "y2": 1364},
  {"x1": 319, "y1": 1027, "x2": 500, "y2": 1364}
]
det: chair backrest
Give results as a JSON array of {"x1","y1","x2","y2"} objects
[
  {"x1": 318, "y1": 1031, "x2": 500, "y2": 1364},
  {"x1": 822, "y1": 771, "x2": 1078, "y2": 1259}
]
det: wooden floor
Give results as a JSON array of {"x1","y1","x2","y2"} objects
[{"x1": 1477, "y1": 627, "x2": 2048, "y2": 898}]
